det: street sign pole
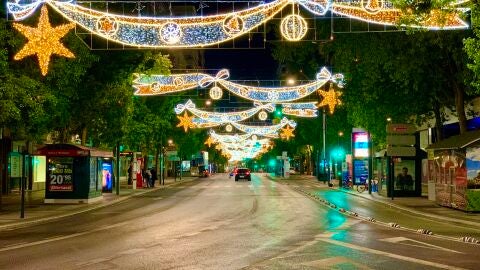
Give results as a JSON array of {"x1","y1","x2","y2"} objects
[
  {"x1": 20, "y1": 151, "x2": 26, "y2": 218},
  {"x1": 115, "y1": 142, "x2": 120, "y2": 195}
]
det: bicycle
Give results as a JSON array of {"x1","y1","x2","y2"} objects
[{"x1": 356, "y1": 181, "x2": 369, "y2": 193}]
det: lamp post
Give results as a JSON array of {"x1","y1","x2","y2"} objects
[
  {"x1": 322, "y1": 108, "x2": 327, "y2": 184},
  {"x1": 337, "y1": 131, "x2": 344, "y2": 187}
]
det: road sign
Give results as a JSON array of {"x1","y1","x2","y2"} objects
[
  {"x1": 386, "y1": 135, "x2": 415, "y2": 146},
  {"x1": 387, "y1": 146, "x2": 416, "y2": 157},
  {"x1": 166, "y1": 151, "x2": 177, "y2": 157},
  {"x1": 386, "y1": 124, "x2": 416, "y2": 134}
]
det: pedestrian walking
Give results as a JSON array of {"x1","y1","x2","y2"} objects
[{"x1": 143, "y1": 168, "x2": 151, "y2": 188}]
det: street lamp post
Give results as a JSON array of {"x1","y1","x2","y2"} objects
[{"x1": 322, "y1": 108, "x2": 327, "y2": 185}]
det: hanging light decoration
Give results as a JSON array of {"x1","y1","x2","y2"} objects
[
  {"x1": 12, "y1": 5, "x2": 75, "y2": 76},
  {"x1": 134, "y1": 67, "x2": 343, "y2": 104},
  {"x1": 7, "y1": 0, "x2": 467, "y2": 50},
  {"x1": 317, "y1": 83, "x2": 342, "y2": 114}
]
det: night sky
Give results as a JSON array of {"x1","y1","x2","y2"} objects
[{"x1": 204, "y1": 48, "x2": 279, "y2": 80}]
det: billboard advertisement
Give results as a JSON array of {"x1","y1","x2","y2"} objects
[
  {"x1": 48, "y1": 157, "x2": 73, "y2": 191},
  {"x1": 102, "y1": 162, "x2": 113, "y2": 192},
  {"x1": 352, "y1": 132, "x2": 370, "y2": 158}
]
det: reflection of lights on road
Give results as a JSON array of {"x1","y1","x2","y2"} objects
[{"x1": 326, "y1": 209, "x2": 346, "y2": 231}]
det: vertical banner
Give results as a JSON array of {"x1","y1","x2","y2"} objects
[{"x1": 48, "y1": 157, "x2": 74, "y2": 191}]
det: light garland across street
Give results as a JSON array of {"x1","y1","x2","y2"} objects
[
  {"x1": 174, "y1": 99, "x2": 275, "y2": 124},
  {"x1": 134, "y1": 67, "x2": 343, "y2": 103},
  {"x1": 7, "y1": 0, "x2": 469, "y2": 50}
]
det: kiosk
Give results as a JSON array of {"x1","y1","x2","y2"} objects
[
  {"x1": 426, "y1": 130, "x2": 480, "y2": 211},
  {"x1": 35, "y1": 144, "x2": 113, "y2": 203}
]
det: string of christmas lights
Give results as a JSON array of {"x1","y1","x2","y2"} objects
[
  {"x1": 7, "y1": 0, "x2": 468, "y2": 50},
  {"x1": 174, "y1": 99, "x2": 275, "y2": 124},
  {"x1": 134, "y1": 67, "x2": 344, "y2": 104},
  {"x1": 228, "y1": 117, "x2": 297, "y2": 138}
]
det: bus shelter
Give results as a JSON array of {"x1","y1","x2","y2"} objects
[
  {"x1": 426, "y1": 130, "x2": 480, "y2": 211},
  {"x1": 35, "y1": 144, "x2": 114, "y2": 203}
]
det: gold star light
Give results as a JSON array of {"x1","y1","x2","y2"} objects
[
  {"x1": 280, "y1": 125, "x2": 295, "y2": 141},
  {"x1": 176, "y1": 112, "x2": 195, "y2": 132},
  {"x1": 13, "y1": 5, "x2": 76, "y2": 76},
  {"x1": 317, "y1": 83, "x2": 342, "y2": 114},
  {"x1": 204, "y1": 136, "x2": 216, "y2": 148}
]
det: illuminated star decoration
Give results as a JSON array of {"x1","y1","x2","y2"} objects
[
  {"x1": 317, "y1": 83, "x2": 342, "y2": 114},
  {"x1": 280, "y1": 125, "x2": 295, "y2": 140},
  {"x1": 12, "y1": 5, "x2": 75, "y2": 76},
  {"x1": 204, "y1": 137, "x2": 216, "y2": 148},
  {"x1": 176, "y1": 111, "x2": 195, "y2": 132}
]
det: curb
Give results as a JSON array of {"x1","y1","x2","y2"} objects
[
  {"x1": 266, "y1": 175, "x2": 480, "y2": 229},
  {"x1": 0, "y1": 178, "x2": 196, "y2": 231},
  {"x1": 333, "y1": 187, "x2": 480, "y2": 229}
]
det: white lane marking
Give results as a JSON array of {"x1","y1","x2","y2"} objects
[
  {"x1": 184, "y1": 232, "x2": 201, "y2": 237},
  {"x1": 316, "y1": 236, "x2": 468, "y2": 270},
  {"x1": 153, "y1": 197, "x2": 163, "y2": 200},
  {"x1": 273, "y1": 219, "x2": 362, "y2": 260},
  {"x1": 77, "y1": 257, "x2": 110, "y2": 266},
  {"x1": 118, "y1": 248, "x2": 145, "y2": 255},
  {"x1": 380, "y1": 237, "x2": 462, "y2": 254},
  {"x1": 301, "y1": 257, "x2": 372, "y2": 269},
  {"x1": 0, "y1": 232, "x2": 86, "y2": 252},
  {"x1": 3, "y1": 242, "x2": 29, "y2": 248},
  {"x1": 0, "y1": 221, "x2": 129, "y2": 253}
]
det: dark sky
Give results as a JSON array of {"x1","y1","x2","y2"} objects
[{"x1": 204, "y1": 48, "x2": 279, "y2": 80}]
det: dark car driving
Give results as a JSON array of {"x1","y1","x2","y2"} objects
[{"x1": 235, "y1": 168, "x2": 251, "y2": 181}]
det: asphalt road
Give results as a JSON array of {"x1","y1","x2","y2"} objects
[{"x1": 0, "y1": 174, "x2": 478, "y2": 269}]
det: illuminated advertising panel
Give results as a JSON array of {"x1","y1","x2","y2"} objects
[{"x1": 352, "y1": 132, "x2": 370, "y2": 158}]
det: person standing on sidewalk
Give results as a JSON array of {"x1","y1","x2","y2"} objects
[{"x1": 150, "y1": 167, "x2": 157, "y2": 187}]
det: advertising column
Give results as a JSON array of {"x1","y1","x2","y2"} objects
[{"x1": 351, "y1": 129, "x2": 370, "y2": 186}]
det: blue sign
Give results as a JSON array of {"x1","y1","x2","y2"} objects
[{"x1": 353, "y1": 160, "x2": 369, "y2": 185}]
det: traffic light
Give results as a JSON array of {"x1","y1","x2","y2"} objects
[
  {"x1": 331, "y1": 147, "x2": 345, "y2": 160},
  {"x1": 274, "y1": 106, "x2": 283, "y2": 118}
]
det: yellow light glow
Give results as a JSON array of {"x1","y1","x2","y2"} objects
[
  {"x1": 176, "y1": 111, "x2": 195, "y2": 132},
  {"x1": 204, "y1": 137, "x2": 216, "y2": 148},
  {"x1": 13, "y1": 5, "x2": 75, "y2": 76},
  {"x1": 281, "y1": 14, "x2": 308, "y2": 41},
  {"x1": 317, "y1": 83, "x2": 342, "y2": 114},
  {"x1": 280, "y1": 125, "x2": 295, "y2": 140}
]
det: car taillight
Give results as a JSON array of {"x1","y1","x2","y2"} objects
[{"x1": 246, "y1": 171, "x2": 250, "y2": 175}]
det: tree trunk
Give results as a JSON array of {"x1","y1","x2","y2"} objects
[
  {"x1": 453, "y1": 83, "x2": 468, "y2": 134},
  {"x1": 81, "y1": 127, "x2": 88, "y2": 146},
  {"x1": 433, "y1": 100, "x2": 444, "y2": 141}
]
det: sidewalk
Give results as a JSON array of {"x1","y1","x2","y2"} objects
[
  {"x1": 0, "y1": 177, "x2": 196, "y2": 231},
  {"x1": 269, "y1": 173, "x2": 480, "y2": 228}
]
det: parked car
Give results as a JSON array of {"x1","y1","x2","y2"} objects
[
  {"x1": 289, "y1": 169, "x2": 298, "y2": 175},
  {"x1": 235, "y1": 168, "x2": 251, "y2": 181}
]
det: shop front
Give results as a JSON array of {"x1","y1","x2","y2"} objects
[
  {"x1": 35, "y1": 144, "x2": 114, "y2": 204},
  {"x1": 426, "y1": 130, "x2": 480, "y2": 211}
]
